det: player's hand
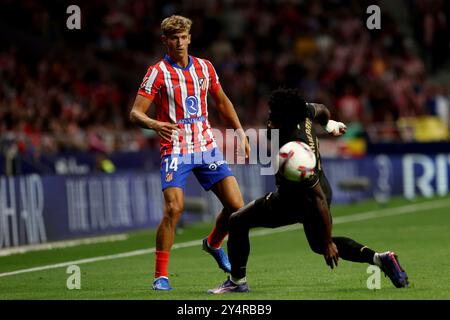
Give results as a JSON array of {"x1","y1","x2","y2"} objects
[
  {"x1": 242, "y1": 137, "x2": 251, "y2": 159},
  {"x1": 324, "y1": 242, "x2": 339, "y2": 269},
  {"x1": 153, "y1": 121, "x2": 180, "y2": 142},
  {"x1": 324, "y1": 120, "x2": 347, "y2": 137},
  {"x1": 236, "y1": 128, "x2": 251, "y2": 160}
]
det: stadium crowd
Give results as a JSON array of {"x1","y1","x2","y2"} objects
[{"x1": 1, "y1": 0, "x2": 449, "y2": 157}]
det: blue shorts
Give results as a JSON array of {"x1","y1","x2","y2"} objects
[{"x1": 160, "y1": 148, "x2": 234, "y2": 191}]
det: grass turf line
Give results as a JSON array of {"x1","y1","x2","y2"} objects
[{"x1": 0, "y1": 196, "x2": 449, "y2": 299}]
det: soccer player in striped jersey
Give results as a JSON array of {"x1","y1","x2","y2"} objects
[{"x1": 130, "y1": 15, "x2": 250, "y2": 291}]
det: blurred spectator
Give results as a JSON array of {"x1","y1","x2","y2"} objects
[
  {"x1": 426, "y1": 83, "x2": 450, "y2": 127},
  {"x1": 95, "y1": 152, "x2": 116, "y2": 173},
  {"x1": 413, "y1": 0, "x2": 450, "y2": 72},
  {"x1": 0, "y1": 0, "x2": 449, "y2": 159},
  {"x1": 335, "y1": 83, "x2": 364, "y2": 124}
]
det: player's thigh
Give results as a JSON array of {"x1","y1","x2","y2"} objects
[
  {"x1": 193, "y1": 153, "x2": 242, "y2": 210},
  {"x1": 231, "y1": 192, "x2": 299, "y2": 229},
  {"x1": 210, "y1": 175, "x2": 244, "y2": 212}
]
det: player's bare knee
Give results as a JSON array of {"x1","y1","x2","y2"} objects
[
  {"x1": 164, "y1": 200, "x2": 184, "y2": 221},
  {"x1": 226, "y1": 198, "x2": 244, "y2": 214},
  {"x1": 166, "y1": 195, "x2": 183, "y2": 211},
  {"x1": 236, "y1": 198, "x2": 245, "y2": 211}
]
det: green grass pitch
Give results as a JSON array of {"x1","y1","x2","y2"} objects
[{"x1": 1, "y1": 195, "x2": 450, "y2": 300}]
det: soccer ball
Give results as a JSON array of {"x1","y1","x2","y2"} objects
[{"x1": 277, "y1": 141, "x2": 316, "y2": 182}]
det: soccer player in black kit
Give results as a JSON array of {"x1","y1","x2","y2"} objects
[{"x1": 208, "y1": 88, "x2": 409, "y2": 294}]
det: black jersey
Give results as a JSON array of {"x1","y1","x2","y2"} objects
[{"x1": 275, "y1": 104, "x2": 322, "y2": 192}]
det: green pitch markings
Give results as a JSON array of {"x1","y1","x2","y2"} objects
[{"x1": 0, "y1": 196, "x2": 449, "y2": 299}]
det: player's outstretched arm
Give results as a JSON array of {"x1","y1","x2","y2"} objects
[
  {"x1": 308, "y1": 103, "x2": 347, "y2": 137},
  {"x1": 211, "y1": 87, "x2": 250, "y2": 159},
  {"x1": 312, "y1": 182, "x2": 339, "y2": 269},
  {"x1": 130, "y1": 94, "x2": 179, "y2": 142}
]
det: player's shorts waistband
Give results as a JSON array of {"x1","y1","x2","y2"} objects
[{"x1": 177, "y1": 116, "x2": 206, "y2": 124}]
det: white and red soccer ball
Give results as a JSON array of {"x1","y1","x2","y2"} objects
[{"x1": 277, "y1": 141, "x2": 316, "y2": 182}]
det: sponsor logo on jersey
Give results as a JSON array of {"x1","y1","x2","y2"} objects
[
  {"x1": 185, "y1": 95, "x2": 199, "y2": 115},
  {"x1": 178, "y1": 115, "x2": 206, "y2": 124}
]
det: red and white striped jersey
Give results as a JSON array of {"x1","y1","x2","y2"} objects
[{"x1": 137, "y1": 54, "x2": 221, "y2": 157}]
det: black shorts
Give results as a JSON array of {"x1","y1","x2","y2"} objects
[{"x1": 238, "y1": 171, "x2": 332, "y2": 229}]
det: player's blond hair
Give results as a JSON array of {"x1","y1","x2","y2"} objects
[{"x1": 161, "y1": 15, "x2": 192, "y2": 35}]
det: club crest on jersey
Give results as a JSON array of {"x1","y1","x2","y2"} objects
[
  {"x1": 185, "y1": 95, "x2": 199, "y2": 115},
  {"x1": 140, "y1": 76, "x2": 149, "y2": 89},
  {"x1": 165, "y1": 172, "x2": 173, "y2": 182},
  {"x1": 198, "y1": 78, "x2": 208, "y2": 91}
]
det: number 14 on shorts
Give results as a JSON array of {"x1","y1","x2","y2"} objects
[{"x1": 164, "y1": 157, "x2": 178, "y2": 172}]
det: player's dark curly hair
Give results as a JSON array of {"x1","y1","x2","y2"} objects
[{"x1": 268, "y1": 88, "x2": 308, "y2": 127}]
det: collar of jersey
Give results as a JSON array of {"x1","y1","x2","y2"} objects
[{"x1": 164, "y1": 54, "x2": 193, "y2": 70}]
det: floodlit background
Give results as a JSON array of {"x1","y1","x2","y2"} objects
[{"x1": 0, "y1": 0, "x2": 449, "y2": 299}]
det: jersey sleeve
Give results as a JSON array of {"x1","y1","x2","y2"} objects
[
  {"x1": 137, "y1": 66, "x2": 162, "y2": 100},
  {"x1": 205, "y1": 60, "x2": 221, "y2": 93}
]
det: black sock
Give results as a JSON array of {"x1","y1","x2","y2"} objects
[
  {"x1": 228, "y1": 218, "x2": 251, "y2": 280},
  {"x1": 332, "y1": 236, "x2": 376, "y2": 264}
]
